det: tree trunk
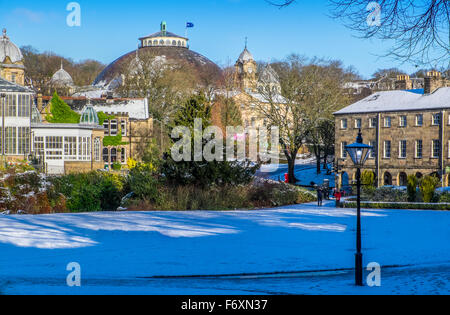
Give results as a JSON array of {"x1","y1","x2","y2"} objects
[
  {"x1": 284, "y1": 148, "x2": 299, "y2": 184},
  {"x1": 315, "y1": 147, "x2": 321, "y2": 174},
  {"x1": 323, "y1": 154, "x2": 328, "y2": 170},
  {"x1": 288, "y1": 158, "x2": 296, "y2": 184}
]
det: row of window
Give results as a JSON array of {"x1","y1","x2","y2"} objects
[
  {"x1": 103, "y1": 119, "x2": 127, "y2": 136},
  {"x1": 0, "y1": 127, "x2": 30, "y2": 155},
  {"x1": 145, "y1": 39, "x2": 186, "y2": 47},
  {"x1": 341, "y1": 139, "x2": 444, "y2": 159},
  {"x1": 103, "y1": 147, "x2": 126, "y2": 164},
  {"x1": 340, "y1": 113, "x2": 442, "y2": 129},
  {"x1": 0, "y1": 94, "x2": 32, "y2": 117},
  {"x1": 34, "y1": 136, "x2": 100, "y2": 161}
]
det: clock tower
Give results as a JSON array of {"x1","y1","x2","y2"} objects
[{"x1": 235, "y1": 42, "x2": 257, "y2": 92}]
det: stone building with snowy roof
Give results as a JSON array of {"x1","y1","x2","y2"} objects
[
  {"x1": 334, "y1": 71, "x2": 450, "y2": 189},
  {"x1": 37, "y1": 95, "x2": 153, "y2": 170}
]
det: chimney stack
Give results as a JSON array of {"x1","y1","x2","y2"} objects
[
  {"x1": 424, "y1": 71, "x2": 447, "y2": 94},
  {"x1": 37, "y1": 92, "x2": 43, "y2": 112},
  {"x1": 395, "y1": 75, "x2": 412, "y2": 90}
]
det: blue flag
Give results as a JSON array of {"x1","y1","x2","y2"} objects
[{"x1": 186, "y1": 22, "x2": 194, "y2": 28}]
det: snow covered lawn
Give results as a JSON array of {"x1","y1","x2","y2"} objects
[{"x1": 0, "y1": 201, "x2": 449, "y2": 295}]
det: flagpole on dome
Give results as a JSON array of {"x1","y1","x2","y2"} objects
[{"x1": 185, "y1": 22, "x2": 194, "y2": 47}]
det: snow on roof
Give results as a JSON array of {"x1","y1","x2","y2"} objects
[
  {"x1": 0, "y1": 77, "x2": 33, "y2": 93},
  {"x1": 92, "y1": 99, "x2": 149, "y2": 120},
  {"x1": 334, "y1": 87, "x2": 450, "y2": 115}
]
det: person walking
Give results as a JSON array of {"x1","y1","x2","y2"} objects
[
  {"x1": 334, "y1": 190, "x2": 342, "y2": 208},
  {"x1": 317, "y1": 187, "x2": 323, "y2": 207}
]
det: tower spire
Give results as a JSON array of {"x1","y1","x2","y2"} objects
[{"x1": 245, "y1": 37, "x2": 248, "y2": 49}]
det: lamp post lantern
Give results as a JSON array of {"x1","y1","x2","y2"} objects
[{"x1": 345, "y1": 129, "x2": 373, "y2": 286}]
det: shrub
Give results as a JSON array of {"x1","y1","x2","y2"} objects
[
  {"x1": 126, "y1": 164, "x2": 160, "y2": 202},
  {"x1": 362, "y1": 186, "x2": 408, "y2": 202},
  {"x1": 341, "y1": 201, "x2": 450, "y2": 211},
  {"x1": 361, "y1": 170, "x2": 376, "y2": 194},
  {"x1": 112, "y1": 162, "x2": 122, "y2": 171},
  {"x1": 439, "y1": 193, "x2": 450, "y2": 203},
  {"x1": 48, "y1": 172, "x2": 125, "y2": 212},
  {"x1": 297, "y1": 189, "x2": 317, "y2": 203},
  {"x1": 407, "y1": 175, "x2": 419, "y2": 202},
  {"x1": 127, "y1": 158, "x2": 137, "y2": 170},
  {"x1": 419, "y1": 175, "x2": 440, "y2": 203}
]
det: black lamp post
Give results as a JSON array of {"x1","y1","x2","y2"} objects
[{"x1": 345, "y1": 130, "x2": 373, "y2": 286}]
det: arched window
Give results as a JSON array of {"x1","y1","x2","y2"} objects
[
  {"x1": 399, "y1": 172, "x2": 408, "y2": 186},
  {"x1": 148, "y1": 40, "x2": 152, "y2": 46},
  {"x1": 177, "y1": 40, "x2": 181, "y2": 46},
  {"x1": 159, "y1": 40, "x2": 164, "y2": 45},
  {"x1": 111, "y1": 148, "x2": 117, "y2": 163},
  {"x1": 384, "y1": 172, "x2": 392, "y2": 186},
  {"x1": 154, "y1": 40, "x2": 158, "y2": 45},
  {"x1": 166, "y1": 40, "x2": 171, "y2": 45},
  {"x1": 94, "y1": 138, "x2": 101, "y2": 162},
  {"x1": 172, "y1": 40, "x2": 177, "y2": 46},
  {"x1": 103, "y1": 148, "x2": 109, "y2": 163}
]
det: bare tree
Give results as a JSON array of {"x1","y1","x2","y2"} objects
[
  {"x1": 117, "y1": 50, "x2": 194, "y2": 123},
  {"x1": 268, "y1": 0, "x2": 450, "y2": 68},
  {"x1": 257, "y1": 56, "x2": 352, "y2": 182},
  {"x1": 256, "y1": 56, "x2": 310, "y2": 184}
]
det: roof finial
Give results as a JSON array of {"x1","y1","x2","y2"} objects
[
  {"x1": 2, "y1": 28, "x2": 7, "y2": 39},
  {"x1": 245, "y1": 36, "x2": 248, "y2": 49}
]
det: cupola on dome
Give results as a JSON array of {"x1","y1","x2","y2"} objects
[
  {"x1": 80, "y1": 102, "x2": 99, "y2": 125},
  {"x1": 0, "y1": 29, "x2": 24, "y2": 64},
  {"x1": 238, "y1": 48, "x2": 254, "y2": 64},
  {"x1": 51, "y1": 63, "x2": 74, "y2": 86}
]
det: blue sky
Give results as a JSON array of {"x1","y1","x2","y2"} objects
[{"x1": 1, "y1": 0, "x2": 420, "y2": 78}]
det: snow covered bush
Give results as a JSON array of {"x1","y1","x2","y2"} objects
[
  {"x1": 362, "y1": 186, "x2": 408, "y2": 202},
  {"x1": 0, "y1": 169, "x2": 62, "y2": 214}
]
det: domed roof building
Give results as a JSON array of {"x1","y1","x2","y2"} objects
[
  {"x1": 0, "y1": 29, "x2": 25, "y2": 85},
  {"x1": 47, "y1": 62, "x2": 75, "y2": 96},
  {"x1": 93, "y1": 22, "x2": 222, "y2": 88},
  {"x1": 51, "y1": 63, "x2": 74, "y2": 86},
  {"x1": 234, "y1": 44, "x2": 257, "y2": 92}
]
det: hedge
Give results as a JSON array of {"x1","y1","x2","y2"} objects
[{"x1": 341, "y1": 201, "x2": 450, "y2": 211}]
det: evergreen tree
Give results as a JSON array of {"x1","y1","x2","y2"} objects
[
  {"x1": 218, "y1": 96, "x2": 242, "y2": 128},
  {"x1": 161, "y1": 93, "x2": 258, "y2": 187}
]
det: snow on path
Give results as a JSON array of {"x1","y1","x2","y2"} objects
[{"x1": 0, "y1": 201, "x2": 449, "y2": 294}]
